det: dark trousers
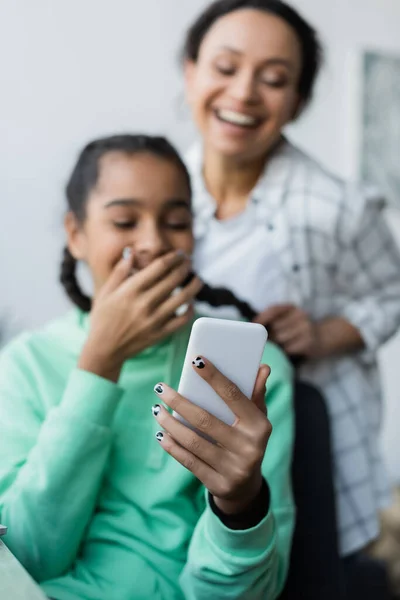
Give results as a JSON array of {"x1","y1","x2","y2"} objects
[
  {"x1": 343, "y1": 553, "x2": 391, "y2": 600},
  {"x1": 280, "y1": 381, "x2": 392, "y2": 600},
  {"x1": 280, "y1": 380, "x2": 346, "y2": 599}
]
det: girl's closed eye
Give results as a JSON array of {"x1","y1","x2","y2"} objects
[
  {"x1": 113, "y1": 219, "x2": 137, "y2": 230},
  {"x1": 163, "y1": 207, "x2": 192, "y2": 231},
  {"x1": 164, "y1": 215, "x2": 192, "y2": 231},
  {"x1": 164, "y1": 221, "x2": 191, "y2": 231},
  {"x1": 108, "y1": 207, "x2": 139, "y2": 230},
  {"x1": 215, "y1": 63, "x2": 236, "y2": 76}
]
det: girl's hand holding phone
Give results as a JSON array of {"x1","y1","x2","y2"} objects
[
  {"x1": 78, "y1": 249, "x2": 202, "y2": 382},
  {"x1": 152, "y1": 359, "x2": 272, "y2": 515}
]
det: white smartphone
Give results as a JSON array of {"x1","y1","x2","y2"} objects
[{"x1": 173, "y1": 317, "x2": 268, "y2": 429}]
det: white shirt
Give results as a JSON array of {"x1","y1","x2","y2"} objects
[{"x1": 186, "y1": 138, "x2": 400, "y2": 556}]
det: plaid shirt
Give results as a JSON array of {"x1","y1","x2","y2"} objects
[{"x1": 186, "y1": 138, "x2": 400, "y2": 556}]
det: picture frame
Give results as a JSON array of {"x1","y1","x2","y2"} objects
[{"x1": 360, "y1": 50, "x2": 400, "y2": 207}]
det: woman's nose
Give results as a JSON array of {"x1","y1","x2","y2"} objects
[{"x1": 229, "y1": 71, "x2": 259, "y2": 104}]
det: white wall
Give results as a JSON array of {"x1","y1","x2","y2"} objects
[{"x1": 1, "y1": 0, "x2": 399, "y2": 477}]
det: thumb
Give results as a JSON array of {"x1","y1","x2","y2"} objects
[{"x1": 251, "y1": 364, "x2": 271, "y2": 414}]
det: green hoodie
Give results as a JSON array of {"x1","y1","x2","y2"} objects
[{"x1": 0, "y1": 310, "x2": 294, "y2": 600}]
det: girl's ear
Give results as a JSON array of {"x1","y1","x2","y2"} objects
[{"x1": 64, "y1": 212, "x2": 87, "y2": 261}]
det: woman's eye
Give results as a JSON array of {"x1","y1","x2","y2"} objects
[{"x1": 261, "y1": 75, "x2": 288, "y2": 88}]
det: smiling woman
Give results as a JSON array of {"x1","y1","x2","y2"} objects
[
  {"x1": 182, "y1": 0, "x2": 318, "y2": 178},
  {"x1": 182, "y1": 0, "x2": 400, "y2": 589}
]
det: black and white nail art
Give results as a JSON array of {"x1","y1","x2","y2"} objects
[
  {"x1": 152, "y1": 404, "x2": 161, "y2": 417},
  {"x1": 122, "y1": 247, "x2": 132, "y2": 261},
  {"x1": 155, "y1": 431, "x2": 164, "y2": 442},
  {"x1": 192, "y1": 356, "x2": 206, "y2": 369},
  {"x1": 171, "y1": 287, "x2": 189, "y2": 317},
  {"x1": 154, "y1": 384, "x2": 164, "y2": 395}
]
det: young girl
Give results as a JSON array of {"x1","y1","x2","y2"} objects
[{"x1": 0, "y1": 134, "x2": 294, "y2": 600}]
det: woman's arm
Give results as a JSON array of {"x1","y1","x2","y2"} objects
[
  {"x1": 334, "y1": 188, "x2": 400, "y2": 361},
  {"x1": 314, "y1": 316, "x2": 364, "y2": 358},
  {"x1": 255, "y1": 305, "x2": 364, "y2": 360},
  {"x1": 255, "y1": 190, "x2": 400, "y2": 363}
]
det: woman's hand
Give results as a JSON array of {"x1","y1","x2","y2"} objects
[
  {"x1": 152, "y1": 359, "x2": 271, "y2": 515},
  {"x1": 254, "y1": 304, "x2": 365, "y2": 361},
  {"x1": 78, "y1": 249, "x2": 203, "y2": 382},
  {"x1": 254, "y1": 304, "x2": 321, "y2": 359}
]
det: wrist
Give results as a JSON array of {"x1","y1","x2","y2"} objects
[
  {"x1": 309, "y1": 321, "x2": 326, "y2": 360},
  {"x1": 78, "y1": 341, "x2": 122, "y2": 383},
  {"x1": 312, "y1": 317, "x2": 364, "y2": 360},
  {"x1": 212, "y1": 474, "x2": 263, "y2": 516},
  {"x1": 210, "y1": 478, "x2": 270, "y2": 531}
]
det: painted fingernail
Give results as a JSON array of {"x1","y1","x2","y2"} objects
[
  {"x1": 152, "y1": 404, "x2": 161, "y2": 417},
  {"x1": 155, "y1": 431, "x2": 164, "y2": 442},
  {"x1": 154, "y1": 384, "x2": 164, "y2": 395},
  {"x1": 123, "y1": 247, "x2": 132, "y2": 260},
  {"x1": 192, "y1": 356, "x2": 206, "y2": 369}
]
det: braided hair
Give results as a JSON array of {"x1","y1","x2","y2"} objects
[
  {"x1": 195, "y1": 278, "x2": 256, "y2": 321},
  {"x1": 61, "y1": 133, "x2": 257, "y2": 321}
]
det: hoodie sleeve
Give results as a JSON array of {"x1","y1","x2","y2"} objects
[
  {"x1": 0, "y1": 337, "x2": 123, "y2": 582},
  {"x1": 180, "y1": 343, "x2": 295, "y2": 599}
]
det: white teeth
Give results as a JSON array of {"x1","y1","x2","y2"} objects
[{"x1": 217, "y1": 109, "x2": 257, "y2": 127}]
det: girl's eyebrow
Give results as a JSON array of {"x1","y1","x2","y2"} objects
[
  {"x1": 104, "y1": 198, "x2": 191, "y2": 209},
  {"x1": 164, "y1": 199, "x2": 191, "y2": 209},
  {"x1": 104, "y1": 198, "x2": 142, "y2": 208}
]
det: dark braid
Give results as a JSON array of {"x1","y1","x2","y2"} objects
[
  {"x1": 196, "y1": 281, "x2": 256, "y2": 321},
  {"x1": 181, "y1": 273, "x2": 257, "y2": 321},
  {"x1": 60, "y1": 247, "x2": 92, "y2": 312}
]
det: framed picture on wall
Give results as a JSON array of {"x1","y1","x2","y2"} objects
[{"x1": 361, "y1": 50, "x2": 400, "y2": 207}]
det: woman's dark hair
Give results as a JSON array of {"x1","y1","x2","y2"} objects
[
  {"x1": 60, "y1": 133, "x2": 257, "y2": 321},
  {"x1": 182, "y1": 0, "x2": 323, "y2": 108}
]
